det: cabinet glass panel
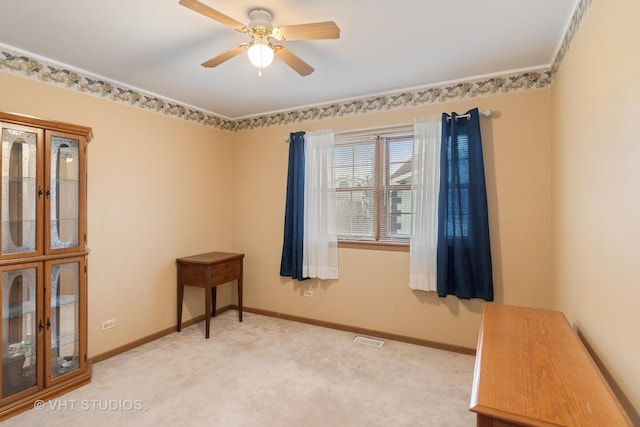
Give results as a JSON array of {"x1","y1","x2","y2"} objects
[
  {"x1": 2, "y1": 268, "x2": 37, "y2": 398},
  {"x1": 1, "y1": 129, "x2": 38, "y2": 255},
  {"x1": 49, "y1": 137, "x2": 79, "y2": 250},
  {"x1": 49, "y1": 262, "x2": 79, "y2": 378}
]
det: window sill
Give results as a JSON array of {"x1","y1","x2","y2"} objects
[{"x1": 338, "y1": 241, "x2": 409, "y2": 252}]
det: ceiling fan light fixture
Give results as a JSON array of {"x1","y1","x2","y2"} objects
[
  {"x1": 247, "y1": 39, "x2": 274, "y2": 74},
  {"x1": 180, "y1": 0, "x2": 339, "y2": 76}
]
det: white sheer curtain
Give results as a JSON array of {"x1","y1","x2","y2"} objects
[
  {"x1": 303, "y1": 130, "x2": 338, "y2": 279},
  {"x1": 409, "y1": 116, "x2": 442, "y2": 291}
]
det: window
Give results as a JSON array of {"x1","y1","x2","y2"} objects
[
  {"x1": 334, "y1": 129, "x2": 414, "y2": 245},
  {"x1": 443, "y1": 129, "x2": 470, "y2": 238}
]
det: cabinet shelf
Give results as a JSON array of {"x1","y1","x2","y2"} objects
[
  {"x1": 1, "y1": 220, "x2": 37, "y2": 226},
  {"x1": 5, "y1": 300, "x2": 36, "y2": 318},
  {"x1": 52, "y1": 332, "x2": 79, "y2": 349},
  {"x1": 52, "y1": 294, "x2": 77, "y2": 308},
  {"x1": 4, "y1": 294, "x2": 77, "y2": 319},
  {"x1": 3, "y1": 176, "x2": 36, "y2": 183}
]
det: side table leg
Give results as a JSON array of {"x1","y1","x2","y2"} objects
[
  {"x1": 177, "y1": 264, "x2": 183, "y2": 332},
  {"x1": 238, "y1": 259, "x2": 243, "y2": 322},
  {"x1": 204, "y1": 267, "x2": 212, "y2": 339},
  {"x1": 212, "y1": 286, "x2": 217, "y2": 317}
]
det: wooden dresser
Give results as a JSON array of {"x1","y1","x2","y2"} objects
[{"x1": 470, "y1": 303, "x2": 631, "y2": 426}]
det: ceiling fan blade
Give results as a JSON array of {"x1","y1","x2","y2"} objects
[
  {"x1": 275, "y1": 21, "x2": 340, "y2": 41},
  {"x1": 179, "y1": 0, "x2": 245, "y2": 30},
  {"x1": 275, "y1": 47, "x2": 315, "y2": 76},
  {"x1": 201, "y1": 45, "x2": 246, "y2": 68}
]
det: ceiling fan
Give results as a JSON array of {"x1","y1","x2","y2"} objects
[{"x1": 179, "y1": 0, "x2": 340, "y2": 76}]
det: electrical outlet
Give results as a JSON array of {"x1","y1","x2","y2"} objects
[
  {"x1": 101, "y1": 319, "x2": 116, "y2": 330},
  {"x1": 303, "y1": 290, "x2": 313, "y2": 297}
]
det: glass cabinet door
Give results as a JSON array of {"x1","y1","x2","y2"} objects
[
  {"x1": 1, "y1": 264, "x2": 41, "y2": 401},
  {"x1": 46, "y1": 258, "x2": 84, "y2": 383},
  {"x1": 46, "y1": 134, "x2": 83, "y2": 254},
  {"x1": 1, "y1": 126, "x2": 43, "y2": 259}
]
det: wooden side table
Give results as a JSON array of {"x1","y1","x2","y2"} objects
[{"x1": 176, "y1": 251, "x2": 244, "y2": 338}]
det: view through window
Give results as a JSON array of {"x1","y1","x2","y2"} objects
[{"x1": 334, "y1": 130, "x2": 414, "y2": 244}]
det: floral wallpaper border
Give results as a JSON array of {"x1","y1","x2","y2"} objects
[
  {"x1": 0, "y1": 0, "x2": 591, "y2": 132},
  {"x1": 232, "y1": 70, "x2": 552, "y2": 131},
  {"x1": 550, "y1": 0, "x2": 592, "y2": 77}
]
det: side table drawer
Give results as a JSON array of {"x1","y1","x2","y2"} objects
[
  {"x1": 180, "y1": 264, "x2": 206, "y2": 287},
  {"x1": 211, "y1": 260, "x2": 241, "y2": 286}
]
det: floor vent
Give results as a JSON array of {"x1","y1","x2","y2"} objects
[{"x1": 353, "y1": 336, "x2": 385, "y2": 348}]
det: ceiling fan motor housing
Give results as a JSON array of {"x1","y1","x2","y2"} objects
[{"x1": 248, "y1": 9, "x2": 273, "y2": 34}]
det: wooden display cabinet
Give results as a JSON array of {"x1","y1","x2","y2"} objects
[{"x1": 0, "y1": 112, "x2": 91, "y2": 420}]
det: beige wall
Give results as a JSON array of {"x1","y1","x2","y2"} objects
[
  {"x1": 0, "y1": 73, "x2": 235, "y2": 357},
  {"x1": 0, "y1": 48, "x2": 553, "y2": 381},
  {"x1": 232, "y1": 90, "x2": 552, "y2": 349},
  {"x1": 551, "y1": 0, "x2": 640, "y2": 419}
]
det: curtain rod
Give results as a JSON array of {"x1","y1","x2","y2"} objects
[
  {"x1": 446, "y1": 109, "x2": 493, "y2": 121},
  {"x1": 285, "y1": 123, "x2": 411, "y2": 143},
  {"x1": 284, "y1": 109, "x2": 493, "y2": 142}
]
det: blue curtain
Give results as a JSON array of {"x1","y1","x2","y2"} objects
[
  {"x1": 437, "y1": 108, "x2": 493, "y2": 301},
  {"x1": 280, "y1": 131, "x2": 308, "y2": 280}
]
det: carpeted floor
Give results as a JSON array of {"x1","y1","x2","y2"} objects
[{"x1": 4, "y1": 311, "x2": 476, "y2": 426}]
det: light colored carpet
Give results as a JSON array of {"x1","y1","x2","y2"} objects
[{"x1": 5, "y1": 311, "x2": 476, "y2": 426}]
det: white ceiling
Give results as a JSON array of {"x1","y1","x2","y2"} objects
[{"x1": 0, "y1": 0, "x2": 578, "y2": 120}]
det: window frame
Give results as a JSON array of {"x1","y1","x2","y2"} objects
[{"x1": 334, "y1": 127, "x2": 414, "y2": 251}]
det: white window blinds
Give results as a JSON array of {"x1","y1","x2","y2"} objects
[{"x1": 334, "y1": 128, "x2": 414, "y2": 244}]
